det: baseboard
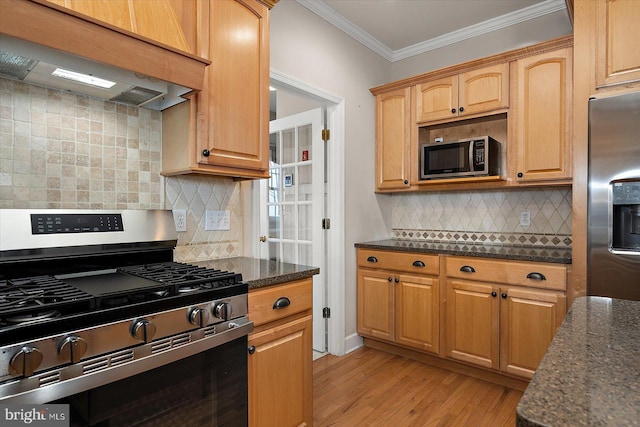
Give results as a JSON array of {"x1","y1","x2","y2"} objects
[{"x1": 343, "y1": 332, "x2": 364, "y2": 355}]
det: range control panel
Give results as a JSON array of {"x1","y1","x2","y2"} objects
[
  {"x1": 31, "y1": 214, "x2": 124, "y2": 234},
  {"x1": 612, "y1": 181, "x2": 640, "y2": 204}
]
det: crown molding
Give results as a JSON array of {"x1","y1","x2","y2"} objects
[{"x1": 296, "y1": 0, "x2": 568, "y2": 63}]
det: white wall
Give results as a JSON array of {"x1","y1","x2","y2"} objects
[
  {"x1": 390, "y1": 10, "x2": 572, "y2": 80},
  {"x1": 270, "y1": 0, "x2": 392, "y2": 347}
]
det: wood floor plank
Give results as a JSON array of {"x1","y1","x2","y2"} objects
[{"x1": 313, "y1": 347, "x2": 522, "y2": 427}]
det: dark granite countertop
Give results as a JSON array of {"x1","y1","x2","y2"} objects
[
  {"x1": 193, "y1": 257, "x2": 319, "y2": 290},
  {"x1": 517, "y1": 296, "x2": 640, "y2": 426},
  {"x1": 355, "y1": 239, "x2": 572, "y2": 264}
]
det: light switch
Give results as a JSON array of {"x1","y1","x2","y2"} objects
[{"x1": 205, "y1": 210, "x2": 230, "y2": 231}]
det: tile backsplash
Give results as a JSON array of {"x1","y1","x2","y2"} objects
[
  {"x1": 392, "y1": 188, "x2": 572, "y2": 248},
  {"x1": 0, "y1": 77, "x2": 241, "y2": 261}
]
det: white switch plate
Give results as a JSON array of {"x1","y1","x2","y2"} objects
[
  {"x1": 205, "y1": 210, "x2": 230, "y2": 231},
  {"x1": 520, "y1": 211, "x2": 531, "y2": 227},
  {"x1": 173, "y1": 209, "x2": 187, "y2": 232}
]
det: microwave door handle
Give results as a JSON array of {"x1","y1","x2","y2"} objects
[{"x1": 468, "y1": 140, "x2": 474, "y2": 172}]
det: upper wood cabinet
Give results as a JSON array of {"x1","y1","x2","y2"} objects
[
  {"x1": 43, "y1": 0, "x2": 197, "y2": 54},
  {"x1": 595, "y1": 0, "x2": 640, "y2": 90},
  {"x1": 375, "y1": 88, "x2": 411, "y2": 190},
  {"x1": 415, "y1": 63, "x2": 509, "y2": 124},
  {"x1": 513, "y1": 47, "x2": 573, "y2": 184},
  {"x1": 161, "y1": 0, "x2": 271, "y2": 179}
]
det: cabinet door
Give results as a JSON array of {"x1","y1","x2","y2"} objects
[
  {"x1": 376, "y1": 88, "x2": 411, "y2": 190},
  {"x1": 415, "y1": 76, "x2": 458, "y2": 123},
  {"x1": 596, "y1": 0, "x2": 640, "y2": 88},
  {"x1": 500, "y1": 287, "x2": 566, "y2": 379},
  {"x1": 198, "y1": 0, "x2": 270, "y2": 172},
  {"x1": 357, "y1": 269, "x2": 395, "y2": 341},
  {"x1": 446, "y1": 279, "x2": 499, "y2": 369},
  {"x1": 458, "y1": 63, "x2": 509, "y2": 116},
  {"x1": 395, "y1": 274, "x2": 439, "y2": 354},
  {"x1": 515, "y1": 48, "x2": 572, "y2": 183},
  {"x1": 44, "y1": 0, "x2": 195, "y2": 54},
  {"x1": 248, "y1": 315, "x2": 313, "y2": 427}
]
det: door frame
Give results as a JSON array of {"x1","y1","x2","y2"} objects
[{"x1": 248, "y1": 69, "x2": 346, "y2": 356}]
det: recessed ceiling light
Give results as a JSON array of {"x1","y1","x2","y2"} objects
[{"x1": 51, "y1": 68, "x2": 116, "y2": 89}]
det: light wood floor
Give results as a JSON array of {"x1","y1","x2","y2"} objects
[{"x1": 313, "y1": 347, "x2": 522, "y2": 427}]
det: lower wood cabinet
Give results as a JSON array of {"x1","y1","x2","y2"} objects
[
  {"x1": 445, "y1": 257, "x2": 567, "y2": 379},
  {"x1": 357, "y1": 249, "x2": 440, "y2": 354},
  {"x1": 248, "y1": 279, "x2": 313, "y2": 427},
  {"x1": 356, "y1": 248, "x2": 569, "y2": 381}
]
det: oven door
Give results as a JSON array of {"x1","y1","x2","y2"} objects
[{"x1": 55, "y1": 336, "x2": 247, "y2": 427}]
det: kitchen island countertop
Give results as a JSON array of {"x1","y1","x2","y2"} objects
[
  {"x1": 516, "y1": 296, "x2": 640, "y2": 426},
  {"x1": 355, "y1": 239, "x2": 571, "y2": 264},
  {"x1": 193, "y1": 257, "x2": 319, "y2": 290}
]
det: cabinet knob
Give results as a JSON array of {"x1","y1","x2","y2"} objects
[
  {"x1": 388, "y1": 277, "x2": 393, "y2": 282},
  {"x1": 459, "y1": 106, "x2": 465, "y2": 112},
  {"x1": 394, "y1": 277, "x2": 399, "y2": 283},
  {"x1": 501, "y1": 293, "x2": 508, "y2": 299},
  {"x1": 248, "y1": 345, "x2": 256, "y2": 355},
  {"x1": 404, "y1": 180, "x2": 409, "y2": 185},
  {"x1": 491, "y1": 291, "x2": 497, "y2": 297},
  {"x1": 451, "y1": 108, "x2": 457, "y2": 114},
  {"x1": 517, "y1": 172, "x2": 523, "y2": 178},
  {"x1": 526, "y1": 272, "x2": 546, "y2": 281},
  {"x1": 459, "y1": 265, "x2": 476, "y2": 273},
  {"x1": 202, "y1": 149, "x2": 211, "y2": 157}
]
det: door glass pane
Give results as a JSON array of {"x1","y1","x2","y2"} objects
[
  {"x1": 282, "y1": 166, "x2": 295, "y2": 202},
  {"x1": 298, "y1": 124, "x2": 312, "y2": 161},
  {"x1": 298, "y1": 243, "x2": 312, "y2": 266},
  {"x1": 268, "y1": 167, "x2": 280, "y2": 204},
  {"x1": 282, "y1": 204, "x2": 296, "y2": 240},
  {"x1": 268, "y1": 241, "x2": 280, "y2": 261},
  {"x1": 270, "y1": 132, "x2": 280, "y2": 165},
  {"x1": 268, "y1": 205, "x2": 280, "y2": 239},
  {"x1": 283, "y1": 128, "x2": 295, "y2": 164},
  {"x1": 298, "y1": 164, "x2": 312, "y2": 201},
  {"x1": 298, "y1": 204, "x2": 311, "y2": 241},
  {"x1": 283, "y1": 242, "x2": 296, "y2": 264}
]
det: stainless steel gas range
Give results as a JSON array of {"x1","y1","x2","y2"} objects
[{"x1": 0, "y1": 209, "x2": 251, "y2": 426}]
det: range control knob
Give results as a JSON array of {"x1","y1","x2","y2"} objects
[
  {"x1": 58, "y1": 336, "x2": 88, "y2": 363},
  {"x1": 131, "y1": 319, "x2": 156, "y2": 343},
  {"x1": 189, "y1": 307, "x2": 210, "y2": 327},
  {"x1": 9, "y1": 346, "x2": 44, "y2": 377},
  {"x1": 213, "y1": 302, "x2": 233, "y2": 321}
]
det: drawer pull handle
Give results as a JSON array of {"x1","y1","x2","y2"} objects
[
  {"x1": 367, "y1": 256, "x2": 378, "y2": 263},
  {"x1": 527, "y1": 272, "x2": 547, "y2": 281},
  {"x1": 412, "y1": 260, "x2": 426, "y2": 268},
  {"x1": 273, "y1": 297, "x2": 291, "y2": 310},
  {"x1": 460, "y1": 265, "x2": 476, "y2": 273}
]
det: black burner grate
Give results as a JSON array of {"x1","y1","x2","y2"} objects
[
  {"x1": 0, "y1": 275, "x2": 94, "y2": 319},
  {"x1": 118, "y1": 262, "x2": 243, "y2": 290}
]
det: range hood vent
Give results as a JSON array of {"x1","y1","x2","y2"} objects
[{"x1": 0, "y1": 0, "x2": 210, "y2": 111}]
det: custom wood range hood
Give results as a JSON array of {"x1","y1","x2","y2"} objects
[{"x1": 0, "y1": 0, "x2": 210, "y2": 110}]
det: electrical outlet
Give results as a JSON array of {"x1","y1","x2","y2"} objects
[
  {"x1": 205, "y1": 210, "x2": 230, "y2": 231},
  {"x1": 172, "y1": 209, "x2": 187, "y2": 232},
  {"x1": 520, "y1": 211, "x2": 531, "y2": 227}
]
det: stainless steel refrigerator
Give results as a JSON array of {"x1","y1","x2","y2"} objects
[{"x1": 588, "y1": 91, "x2": 640, "y2": 300}]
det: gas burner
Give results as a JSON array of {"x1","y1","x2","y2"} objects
[{"x1": 5, "y1": 310, "x2": 60, "y2": 325}]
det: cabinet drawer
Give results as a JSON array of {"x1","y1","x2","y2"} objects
[
  {"x1": 357, "y1": 249, "x2": 439, "y2": 275},
  {"x1": 248, "y1": 279, "x2": 312, "y2": 327},
  {"x1": 445, "y1": 256, "x2": 566, "y2": 291}
]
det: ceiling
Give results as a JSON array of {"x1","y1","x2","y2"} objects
[{"x1": 295, "y1": 0, "x2": 570, "y2": 62}]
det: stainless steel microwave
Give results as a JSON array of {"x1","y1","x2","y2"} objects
[{"x1": 420, "y1": 136, "x2": 500, "y2": 180}]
